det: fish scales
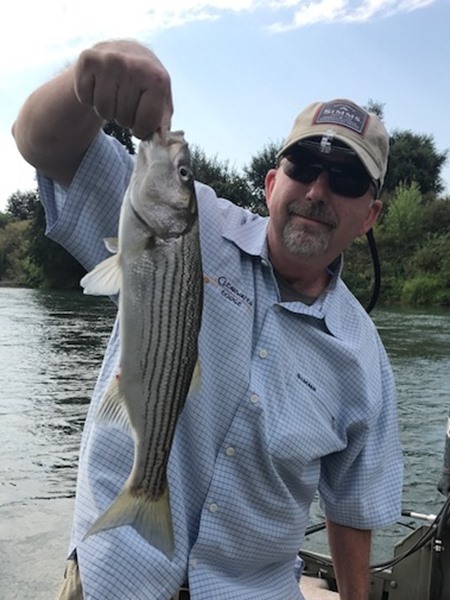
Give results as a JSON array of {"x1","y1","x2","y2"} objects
[
  {"x1": 80, "y1": 130, "x2": 202, "y2": 558},
  {"x1": 137, "y1": 237, "x2": 202, "y2": 498}
]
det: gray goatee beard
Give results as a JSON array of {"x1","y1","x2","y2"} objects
[{"x1": 282, "y1": 201, "x2": 338, "y2": 257}]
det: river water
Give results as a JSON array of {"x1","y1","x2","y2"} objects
[{"x1": 1, "y1": 288, "x2": 449, "y2": 599}]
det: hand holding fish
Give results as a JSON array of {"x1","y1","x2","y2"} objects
[
  {"x1": 13, "y1": 39, "x2": 173, "y2": 186},
  {"x1": 74, "y1": 40, "x2": 173, "y2": 139}
]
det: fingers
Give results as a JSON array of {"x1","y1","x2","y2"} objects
[
  {"x1": 132, "y1": 87, "x2": 173, "y2": 139},
  {"x1": 73, "y1": 41, "x2": 173, "y2": 139}
]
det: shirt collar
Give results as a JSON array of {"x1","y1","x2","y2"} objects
[
  {"x1": 220, "y1": 209, "x2": 358, "y2": 340},
  {"x1": 222, "y1": 210, "x2": 270, "y2": 259}
]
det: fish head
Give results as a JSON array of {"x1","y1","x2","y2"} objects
[{"x1": 129, "y1": 130, "x2": 197, "y2": 239}]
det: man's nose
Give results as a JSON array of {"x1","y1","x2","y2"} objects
[{"x1": 305, "y1": 171, "x2": 331, "y2": 201}]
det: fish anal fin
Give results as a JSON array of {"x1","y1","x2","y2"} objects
[
  {"x1": 80, "y1": 254, "x2": 122, "y2": 296},
  {"x1": 96, "y1": 375, "x2": 131, "y2": 432},
  {"x1": 84, "y1": 487, "x2": 174, "y2": 559}
]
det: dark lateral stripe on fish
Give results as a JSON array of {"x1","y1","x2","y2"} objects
[
  {"x1": 139, "y1": 236, "x2": 201, "y2": 498},
  {"x1": 142, "y1": 254, "x2": 179, "y2": 496}
]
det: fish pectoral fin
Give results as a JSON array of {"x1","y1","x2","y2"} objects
[
  {"x1": 80, "y1": 254, "x2": 122, "y2": 296},
  {"x1": 97, "y1": 375, "x2": 131, "y2": 432},
  {"x1": 84, "y1": 487, "x2": 174, "y2": 559},
  {"x1": 104, "y1": 237, "x2": 119, "y2": 254},
  {"x1": 188, "y1": 360, "x2": 201, "y2": 395}
]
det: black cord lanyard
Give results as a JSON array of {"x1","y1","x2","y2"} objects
[{"x1": 365, "y1": 228, "x2": 381, "y2": 314}]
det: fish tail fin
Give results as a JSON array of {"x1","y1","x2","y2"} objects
[{"x1": 84, "y1": 487, "x2": 174, "y2": 558}]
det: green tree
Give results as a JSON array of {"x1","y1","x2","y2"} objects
[
  {"x1": 20, "y1": 123, "x2": 135, "y2": 289},
  {"x1": 342, "y1": 235, "x2": 378, "y2": 308},
  {"x1": 0, "y1": 188, "x2": 86, "y2": 288},
  {"x1": 190, "y1": 146, "x2": 260, "y2": 212},
  {"x1": 103, "y1": 121, "x2": 135, "y2": 154},
  {"x1": 401, "y1": 233, "x2": 450, "y2": 305},
  {"x1": 243, "y1": 140, "x2": 281, "y2": 214},
  {"x1": 384, "y1": 130, "x2": 447, "y2": 196},
  {"x1": 381, "y1": 181, "x2": 424, "y2": 246},
  {"x1": 0, "y1": 211, "x2": 11, "y2": 229},
  {"x1": 360, "y1": 101, "x2": 447, "y2": 200},
  {"x1": 0, "y1": 220, "x2": 30, "y2": 284},
  {"x1": 422, "y1": 197, "x2": 450, "y2": 236},
  {"x1": 6, "y1": 190, "x2": 39, "y2": 220},
  {"x1": 365, "y1": 99, "x2": 385, "y2": 119},
  {"x1": 27, "y1": 201, "x2": 86, "y2": 289}
]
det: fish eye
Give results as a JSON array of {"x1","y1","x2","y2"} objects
[{"x1": 178, "y1": 165, "x2": 192, "y2": 181}]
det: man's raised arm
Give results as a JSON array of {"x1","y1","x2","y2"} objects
[{"x1": 12, "y1": 39, "x2": 173, "y2": 186}]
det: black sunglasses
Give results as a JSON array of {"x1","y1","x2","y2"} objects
[{"x1": 282, "y1": 151, "x2": 377, "y2": 199}]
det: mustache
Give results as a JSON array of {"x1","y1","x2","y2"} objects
[{"x1": 287, "y1": 201, "x2": 338, "y2": 228}]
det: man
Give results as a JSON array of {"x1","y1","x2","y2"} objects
[{"x1": 13, "y1": 39, "x2": 403, "y2": 600}]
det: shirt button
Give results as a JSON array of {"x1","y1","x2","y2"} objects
[
  {"x1": 259, "y1": 348, "x2": 268, "y2": 359},
  {"x1": 250, "y1": 393, "x2": 259, "y2": 404},
  {"x1": 274, "y1": 304, "x2": 281, "y2": 313},
  {"x1": 225, "y1": 446, "x2": 235, "y2": 457},
  {"x1": 191, "y1": 558, "x2": 198, "y2": 568},
  {"x1": 209, "y1": 503, "x2": 219, "y2": 513},
  {"x1": 261, "y1": 258, "x2": 269, "y2": 267}
]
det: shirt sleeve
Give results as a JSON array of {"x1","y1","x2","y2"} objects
[
  {"x1": 318, "y1": 334, "x2": 404, "y2": 530},
  {"x1": 37, "y1": 131, "x2": 134, "y2": 272}
]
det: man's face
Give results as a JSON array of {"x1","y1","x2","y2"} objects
[{"x1": 265, "y1": 145, "x2": 382, "y2": 266}]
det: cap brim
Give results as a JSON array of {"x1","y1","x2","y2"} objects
[{"x1": 278, "y1": 133, "x2": 382, "y2": 181}]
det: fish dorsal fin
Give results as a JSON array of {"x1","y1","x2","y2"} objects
[{"x1": 80, "y1": 254, "x2": 122, "y2": 296}]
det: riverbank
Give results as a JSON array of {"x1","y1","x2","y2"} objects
[{"x1": 0, "y1": 281, "x2": 31, "y2": 288}]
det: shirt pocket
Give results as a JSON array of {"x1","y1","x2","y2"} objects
[{"x1": 266, "y1": 371, "x2": 346, "y2": 490}]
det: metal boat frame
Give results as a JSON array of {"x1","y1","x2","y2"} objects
[{"x1": 299, "y1": 502, "x2": 450, "y2": 600}]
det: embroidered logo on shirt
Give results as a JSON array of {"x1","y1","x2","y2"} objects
[
  {"x1": 296, "y1": 373, "x2": 317, "y2": 392},
  {"x1": 204, "y1": 274, "x2": 254, "y2": 312}
]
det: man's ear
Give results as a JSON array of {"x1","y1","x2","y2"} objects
[
  {"x1": 359, "y1": 199, "x2": 383, "y2": 235},
  {"x1": 265, "y1": 169, "x2": 278, "y2": 212}
]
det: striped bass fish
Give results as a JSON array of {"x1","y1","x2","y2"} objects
[{"x1": 80, "y1": 130, "x2": 203, "y2": 558}]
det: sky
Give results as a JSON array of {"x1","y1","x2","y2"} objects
[{"x1": 1, "y1": 0, "x2": 449, "y2": 211}]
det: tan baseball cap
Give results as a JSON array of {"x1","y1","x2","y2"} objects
[{"x1": 278, "y1": 99, "x2": 390, "y2": 187}]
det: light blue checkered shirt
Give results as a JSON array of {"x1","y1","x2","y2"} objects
[{"x1": 38, "y1": 132, "x2": 403, "y2": 600}]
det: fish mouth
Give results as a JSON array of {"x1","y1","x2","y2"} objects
[{"x1": 146, "y1": 128, "x2": 186, "y2": 146}]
